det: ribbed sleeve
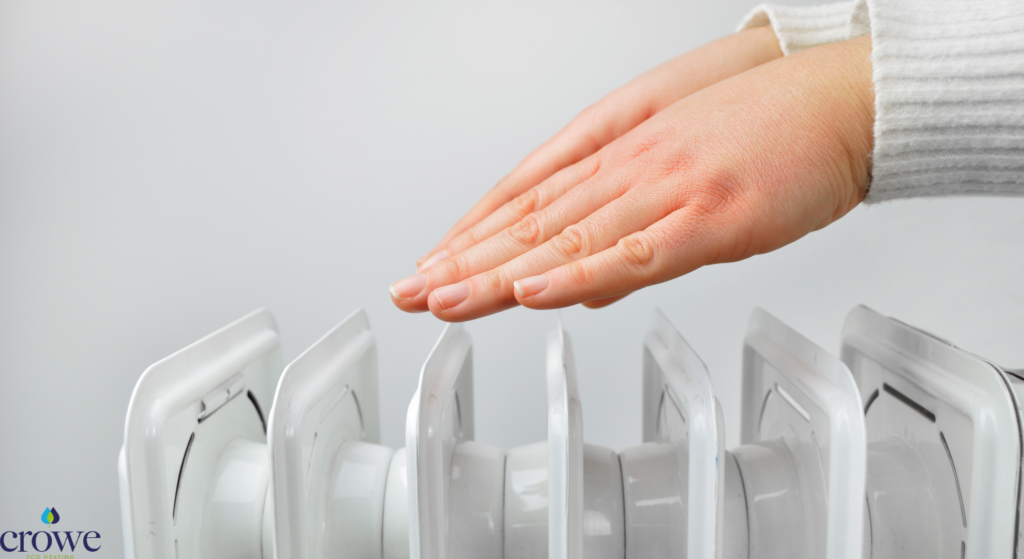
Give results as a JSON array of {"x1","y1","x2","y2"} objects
[
  {"x1": 738, "y1": 2, "x2": 856, "y2": 55},
  {"x1": 851, "y1": 0, "x2": 1024, "y2": 201}
]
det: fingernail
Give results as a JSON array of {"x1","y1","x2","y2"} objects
[
  {"x1": 390, "y1": 274, "x2": 427, "y2": 300},
  {"x1": 514, "y1": 275, "x2": 549, "y2": 298},
  {"x1": 432, "y1": 283, "x2": 470, "y2": 310},
  {"x1": 417, "y1": 250, "x2": 448, "y2": 272}
]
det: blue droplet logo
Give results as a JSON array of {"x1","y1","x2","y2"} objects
[{"x1": 41, "y1": 507, "x2": 60, "y2": 525}]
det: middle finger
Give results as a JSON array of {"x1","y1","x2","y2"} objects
[{"x1": 427, "y1": 179, "x2": 679, "y2": 321}]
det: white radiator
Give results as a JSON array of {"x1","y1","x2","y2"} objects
[{"x1": 117, "y1": 306, "x2": 1024, "y2": 559}]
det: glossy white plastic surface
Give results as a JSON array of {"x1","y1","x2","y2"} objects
[
  {"x1": 199, "y1": 438, "x2": 270, "y2": 559},
  {"x1": 504, "y1": 441, "x2": 549, "y2": 558},
  {"x1": 504, "y1": 439, "x2": 625, "y2": 559},
  {"x1": 130, "y1": 304, "x2": 1024, "y2": 559},
  {"x1": 627, "y1": 310, "x2": 725, "y2": 559},
  {"x1": 547, "y1": 322, "x2": 584, "y2": 559},
  {"x1": 580, "y1": 444, "x2": 625, "y2": 559},
  {"x1": 382, "y1": 448, "x2": 410, "y2": 559},
  {"x1": 448, "y1": 440, "x2": 505, "y2": 557},
  {"x1": 407, "y1": 323, "x2": 504, "y2": 559},
  {"x1": 618, "y1": 441, "x2": 686, "y2": 557},
  {"x1": 720, "y1": 448, "x2": 749, "y2": 559},
  {"x1": 999, "y1": 371, "x2": 1024, "y2": 559},
  {"x1": 268, "y1": 308, "x2": 385, "y2": 559},
  {"x1": 841, "y1": 305, "x2": 1022, "y2": 559},
  {"x1": 324, "y1": 442, "x2": 394, "y2": 557},
  {"x1": 545, "y1": 321, "x2": 626, "y2": 559},
  {"x1": 740, "y1": 308, "x2": 865, "y2": 559},
  {"x1": 120, "y1": 309, "x2": 281, "y2": 559}
]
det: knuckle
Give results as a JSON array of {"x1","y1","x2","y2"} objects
[
  {"x1": 509, "y1": 188, "x2": 540, "y2": 218},
  {"x1": 683, "y1": 164, "x2": 745, "y2": 219},
  {"x1": 564, "y1": 260, "x2": 594, "y2": 288},
  {"x1": 612, "y1": 126, "x2": 697, "y2": 189},
  {"x1": 619, "y1": 125, "x2": 676, "y2": 163},
  {"x1": 618, "y1": 231, "x2": 658, "y2": 270},
  {"x1": 483, "y1": 267, "x2": 515, "y2": 293},
  {"x1": 550, "y1": 224, "x2": 591, "y2": 260},
  {"x1": 508, "y1": 214, "x2": 543, "y2": 247},
  {"x1": 439, "y1": 253, "x2": 471, "y2": 279}
]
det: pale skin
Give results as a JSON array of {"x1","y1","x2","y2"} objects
[{"x1": 390, "y1": 27, "x2": 875, "y2": 322}]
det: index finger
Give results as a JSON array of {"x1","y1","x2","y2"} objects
[{"x1": 417, "y1": 129, "x2": 602, "y2": 268}]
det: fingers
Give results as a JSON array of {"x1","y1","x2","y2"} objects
[
  {"x1": 416, "y1": 26, "x2": 785, "y2": 268},
  {"x1": 419, "y1": 156, "x2": 602, "y2": 271},
  {"x1": 417, "y1": 154, "x2": 574, "y2": 267},
  {"x1": 402, "y1": 28, "x2": 870, "y2": 321},
  {"x1": 392, "y1": 163, "x2": 629, "y2": 313},
  {"x1": 512, "y1": 207, "x2": 721, "y2": 310},
  {"x1": 424, "y1": 182, "x2": 679, "y2": 321},
  {"x1": 416, "y1": 110, "x2": 628, "y2": 268},
  {"x1": 501, "y1": 36, "x2": 874, "y2": 312}
]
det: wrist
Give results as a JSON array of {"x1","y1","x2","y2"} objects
[
  {"x1": 738, "y1": 25, "x2": 784, "y2": 64},
  {"x1": 836, "y1": 35, "x2": 875, "y2": 201}
]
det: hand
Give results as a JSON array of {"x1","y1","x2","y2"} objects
[
  {"x1": 414, "y1": 26, "x2": 784, "y2": 271},
  {"x1": 392, "y1": 35, "x2": 875, "y2": 322}
]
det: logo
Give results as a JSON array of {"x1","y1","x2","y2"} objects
[
  {"x1": 0, "y1": 509, "x2": 100, "y2": 554},
  {"x1": 40, "y1": 508, "x2": 60, "y2": 525}
]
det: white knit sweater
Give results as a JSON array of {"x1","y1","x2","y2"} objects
[{"x1": 739, "y1": 0, "x2": 1024, "y2": 202}]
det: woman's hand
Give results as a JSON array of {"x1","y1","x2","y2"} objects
[
  {"x1": 392, "y1": 35, "x2": 875, "y2": 322},
  {"x1": 414, "y1": 26, "x2": 784, "y2": 271}
]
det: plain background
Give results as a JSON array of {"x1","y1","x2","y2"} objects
[{"x1": 1, "y1": 1, "x2": 1022, "y2": 556}]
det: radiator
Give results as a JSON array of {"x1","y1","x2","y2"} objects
[{"x1": 117, "y1": 306, "x2": 1024, "y2": 559}]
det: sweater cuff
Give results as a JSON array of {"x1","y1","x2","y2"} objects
[
  {"x1": 855, "y1": 0, "x2": 1024, "y2": 202},
  {"x1": 738, "y1": 2, "x2": 856, "y2": 55}
]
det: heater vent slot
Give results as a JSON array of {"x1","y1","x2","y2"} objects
[
  {"x1": 757, "y1": 388, "x2": 773, "y2": 433},
  {"x1": 172, "y1": 432, "x2": 195, "y2": 524},
  {"x1": 864, "y1": 389, "x2": 879, "y2": 414},
  {"x1": 248, "y1": 390, "x2": 266, "y2": 434},
  {"x1": 776, "y1": 384, "x2": 810, "y2": 422},
  {"x1": 941, "y1": 431, "x2": 967, "y2": 528},
  {"x1": 882, "y1": 384, "x2": 935, "y2": 423}
]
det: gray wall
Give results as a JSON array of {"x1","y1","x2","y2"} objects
[{"x1": 1, "y1": 1, "x2": 1021, "y2": 557}]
